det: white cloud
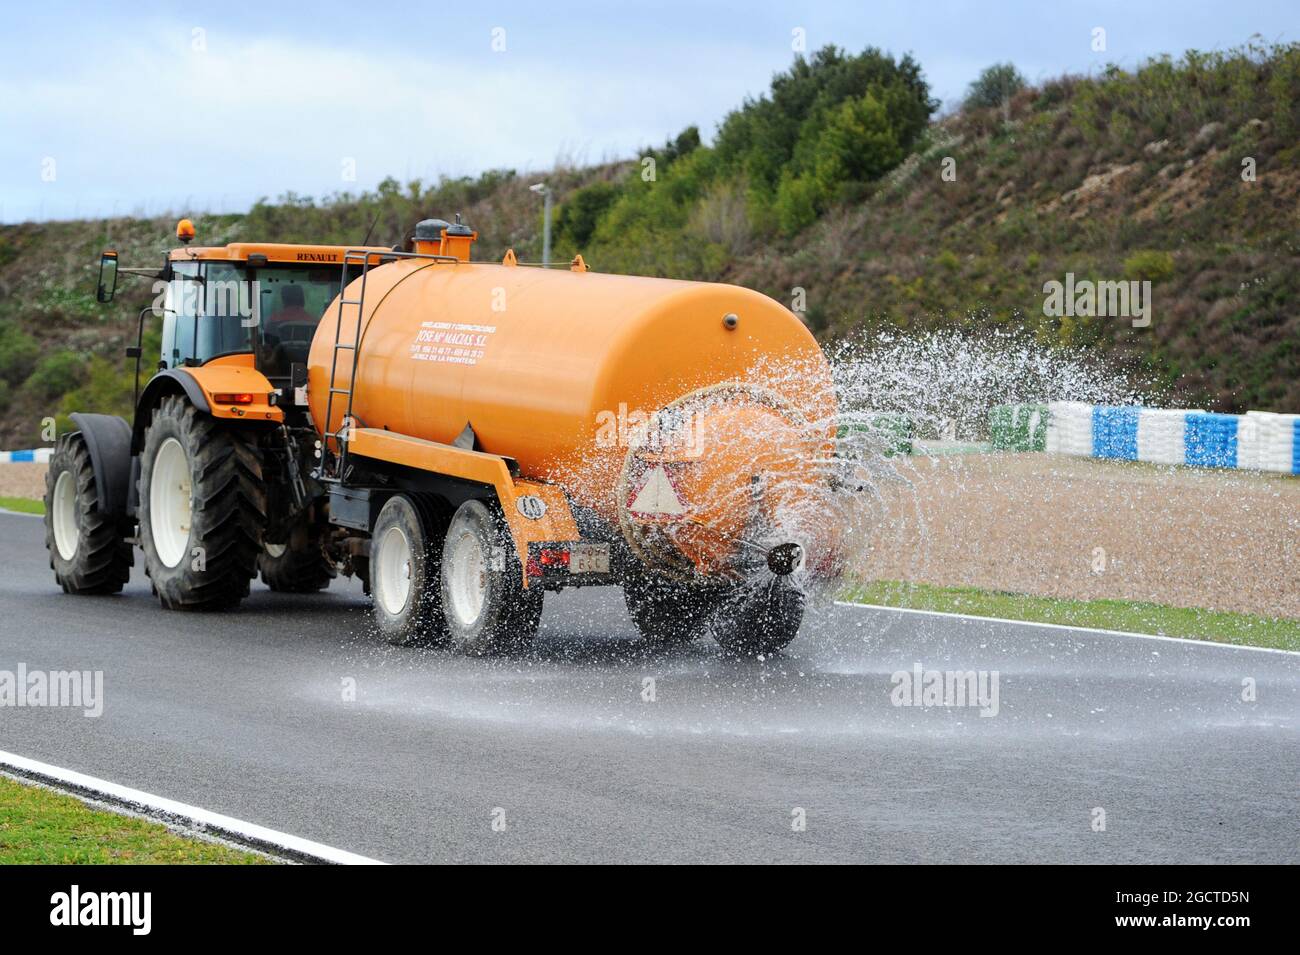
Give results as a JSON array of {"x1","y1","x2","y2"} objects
[{"x1": 1, "y1": 26, "x2": 741, "y2": 221}]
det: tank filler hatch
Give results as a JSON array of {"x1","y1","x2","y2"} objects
[{"x1": 413, "y1": 215, "x2": 476, "y2": 261}]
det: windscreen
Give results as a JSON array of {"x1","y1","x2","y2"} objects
[{"x1": 257, "y1": 265, "x2": 352, "y2": 378}]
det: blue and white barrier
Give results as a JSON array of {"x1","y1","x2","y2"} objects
[
  {"x1": 0, "y1": 448, "x2": 52, "y2": 464},
  {"x1": 1046, "y1": 402, "x2": 1300, "y2": 474}
]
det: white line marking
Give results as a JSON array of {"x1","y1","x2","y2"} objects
[
  {"x1": 835, "y1": 601, "x2": 1300, "y2": 657},
  {"x1": 0, "y1": 749, "x2": 388, "y2": 864}
]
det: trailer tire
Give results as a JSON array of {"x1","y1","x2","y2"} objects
[
  {"x1": 622, "y1": 574, "x2": 725, "y2": 646},
  {"x1": 370, "y1": 494, "x2": 447, "y2": 646},
  {"x1": 710, "y1": 579, "x2": 805, "y2": 656},
  {"x1": 440, "y1": 499, "x2": 540, "y2": 655},
  {"x1": 43, "y1": 432, "x2": 133, "y2": 595},
  {"x1": 138, "y1": 395, "x2": 266, "y2": 611}
]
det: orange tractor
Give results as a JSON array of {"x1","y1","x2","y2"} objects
[{"x1": 45, "y1": 218, "x2": 842, "y2": 655}]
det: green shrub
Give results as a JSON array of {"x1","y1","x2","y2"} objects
[
  {"x1": 0, "y1": 324, "x2": 40, "y2": 386},
  {"x1": 773, "y1": 173, "x2": 822, "y2": 236},
  {"x1": 965, "y1": 63, "x2": 1027, "y2": 109},
  {"x1": 23, "y1": 351, "x2": 86, "y2": 402},
  {"x1": 59, "y1": 355, "x2": 134, "y2": 420},
  {"x1": 1123, "y1": 249, "x2": 1176, "y2": 283},
  {"x1": 813, "y1": 90, "x2": 906, "y2": 186},
  {"x1": 554, "y1": 181, "x2": 621, "y2": 249}
]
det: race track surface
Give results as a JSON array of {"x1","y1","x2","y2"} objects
[{"x1": 1, "y1": 510, "x2": 1295, "y2": 863}]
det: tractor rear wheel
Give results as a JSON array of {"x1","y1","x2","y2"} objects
[
  {"x1": 138, "y1": 395, "x2": 266, "y2": 610},
  {"x1": 440, "y1": 499, "x2": 541, "y2": 655},
  {"x1": 43, "y1": 432, "x2": 133, "y2": 594},
  {"x1": 260, "y1": 521, "x2": 335, "y2": 593}
]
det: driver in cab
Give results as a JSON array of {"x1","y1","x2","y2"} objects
[
  {"x1": 266, "y1": 284, "x2": 313, "y2": 329},
  {"x1": 261, "y1": 284, "x2": 315, "y2": 375}
]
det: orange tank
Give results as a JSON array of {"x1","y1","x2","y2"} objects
[{"x1": 307, "y1": 258, "x2": 839, "y2": 577}]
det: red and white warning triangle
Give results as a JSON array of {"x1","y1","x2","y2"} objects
[{"x1": 629, "y1": 466, "x2": 686, "y2": 517}]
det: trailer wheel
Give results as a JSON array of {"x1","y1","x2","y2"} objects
[
  {"x1": 622, "y1": 574, "x2": 725, "y2": 646},
  {"x1": 43, "y1": 432, "x2": 133, "y2": 595},
  {"x1": 260, "y1": 524, "x2": 335, "y2": 593},
  {"x1": 138, "y1": 395, "x2": 266, "y2": 610},
  {"x1": 440, "y1": 499, "x2": 541, "y2": 655},
  {"x1": 370, "y1": 494, "x2": 447, "y2": 646},
  {"x1": 710, "y1": 579, "x2": 805, "y2": 656}
]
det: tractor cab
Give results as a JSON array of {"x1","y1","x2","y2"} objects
[
  {"x1": 96, "y1": 219, "x2": 391, "y2": 387},
  {"x1": 161, "y1": 239, "x2": 386, "y2": 383}
]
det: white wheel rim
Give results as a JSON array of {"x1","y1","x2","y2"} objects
[
  {"x1": 52, "y1": 469, "x2": 79, "y2": 561},
  {"x1": 376, "y1": 525, "x2": 413, "y2": 615},
  {"x1": 150, "y1": 437, "x2": 192, "y2": 569},
  {"x1": 265, "y1": 543, "x2": 287, "y2": 558},
  {"x1": 446, "y1": 528, "x2": 487, "y2": 627}
]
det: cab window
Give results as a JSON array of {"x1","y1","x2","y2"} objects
[
  {"x1": 257, "y1": 266, "x2": 352, "y2": 379},
  {"x1": 160, "y1": 259, "x2": 355, "y2": 376},
  {"x1": 199, "y1": 262, "x2": 257, "y2": 359},
  {"x1": 160, "y1": 261, "x2": 199, "y2": 368}
]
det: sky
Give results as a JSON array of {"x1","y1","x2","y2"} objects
[{"x1": 0, "y1": 0, "x2": 1293, "y2": 223}]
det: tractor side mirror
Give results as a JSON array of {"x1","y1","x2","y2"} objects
[{"x1": 96, "y1": 251, "x2": 119, "y2": 303}]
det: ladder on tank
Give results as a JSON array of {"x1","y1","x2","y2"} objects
[{"x1": 317, "y1": 247, "x2": 462, "y2": 484}]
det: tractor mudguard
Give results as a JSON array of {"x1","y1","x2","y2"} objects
[
  {"x1": 132, "y1": 370, "x2": 211, "y2": 453},
  {"x1": 131, "y1": 365, "x2": 282, "y2": 453},
  {"x1": 68, "y1": 412, "x2": 133, "y2": 520}
]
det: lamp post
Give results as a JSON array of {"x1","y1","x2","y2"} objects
[{"x1": 529, "y1": 182, "x2": 552, "y2": 266}]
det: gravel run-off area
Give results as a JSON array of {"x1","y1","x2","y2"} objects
[
  {"x1": 0, "y1": 463, "x2": 47, "y2": 500},
  {"x1": 856, "y1": 453, "x2": 1300, "y2": 620}
]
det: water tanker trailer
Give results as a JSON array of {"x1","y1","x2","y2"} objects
[{"x1": 44, "y1": 217, "x2": 842, "y2": 655}]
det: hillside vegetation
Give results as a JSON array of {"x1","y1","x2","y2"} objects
[{"x1": 1, "y1": 40, "x2": 1297, "y2": 446}]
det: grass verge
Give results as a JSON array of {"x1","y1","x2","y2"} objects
[
  {"x1": 841, "y1": 580, "x2": 1300, "y2": 652},
  {"x1": 0, "y1": 775, "x2": 270, "y2": 864},
  {"x1": 0, "y1": 496, "x2": 42, "y2": 515}
]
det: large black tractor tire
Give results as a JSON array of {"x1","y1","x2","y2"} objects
[
  {"x1": 370, "y1": 494, "x2": 450, "y2": 646},
  {"x1": 439, "y1": 499, "x2": 541, "y2": 655},
  {"x1": 622, "y1": 573, "x2": 727, "y2": 647},
  {"x1": 260, "y1": 524, "x2": 335, "y2": 593},
  {"x1": 43, "y1": 432, "x2": 133, "y2": 595},
  {"x1": 138, "y1": 395, "x2": 266, "y2": 611},
  {"x1": 710, "y1": 578, "x2": 806, "y2": 657}
]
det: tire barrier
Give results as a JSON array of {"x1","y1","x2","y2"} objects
[
  {"x1": 0, "y1": 448, "x2": 53, "y2": 463},
  {"x1": 837, "y1": 413, "x2": 914, "y2": 458},
  {"x1": 1043, "y1": 401, "x2": 1093, "y2": 456},
  {"x1": 1045, "y1": 402, "x2": 1300, "y2": 474},
  {"x1": 989, "y1": 404, "x2": 1048, "y2": 451},
  {"x1": 1240, "y1": 411, "x2": 1300, "y2": 473}
]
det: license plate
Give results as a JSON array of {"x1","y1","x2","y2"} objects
[{"x1": 569, "y1": 542, "x2": 610, "y2": 574}]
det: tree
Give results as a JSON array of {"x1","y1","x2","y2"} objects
[{"x1": 965, "y1": 63, "x2": 1027, "y2": 110}]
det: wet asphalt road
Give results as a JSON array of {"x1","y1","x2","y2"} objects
[{"x1": 0, "y1": 509, "x2": 1296, "y2": 863}]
